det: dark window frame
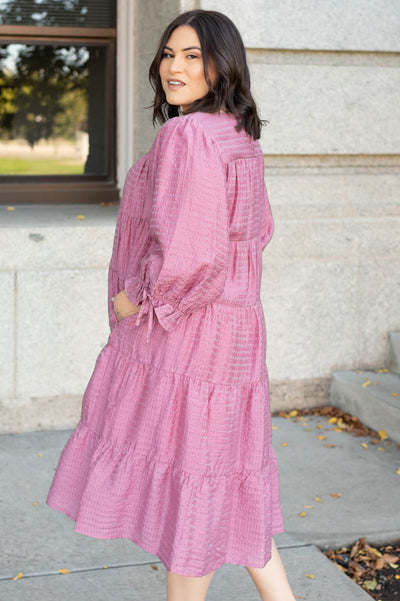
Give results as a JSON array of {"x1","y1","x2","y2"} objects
[{"x1": 0, "y1": 25, "x2": 118, "y2": 204}]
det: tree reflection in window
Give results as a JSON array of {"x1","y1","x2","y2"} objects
[
  {"x1": 0, "y1": 0, "x2": 116, "y2": 200},
  {"x1": 0, "y1": 43, "x2": 109, "y2": 176}
]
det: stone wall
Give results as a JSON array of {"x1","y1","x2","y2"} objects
[
  {"x1": 0, "y1": 204, "x2": 117, "y2": 432},
  {"x1": 0, "y1": 0, "x2": 399, "y2": 432}
]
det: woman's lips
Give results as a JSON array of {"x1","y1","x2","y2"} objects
[{"x1": 167, "y1": 80, "x2": 186, "y2": 89}]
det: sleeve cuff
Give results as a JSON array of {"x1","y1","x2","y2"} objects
[
  {"x1": 124, "y1": 276, "x2": 147, "y2": 305},
  {"x1": 124, "y1": 276, "x2": 185, "y2": 336},
  {"x1": 153, "y1": 302, "x2": 184, "y2": 332}
]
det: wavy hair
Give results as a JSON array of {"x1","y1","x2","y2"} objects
[{"x1": 148, "y1": 9, "x2": 266, "y2": 140}]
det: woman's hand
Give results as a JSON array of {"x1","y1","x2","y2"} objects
[{"x1": 112, "y1": 290, "x2": 141, "y2": 322}]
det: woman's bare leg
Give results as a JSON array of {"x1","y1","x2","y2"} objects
[
  {"x1": 166, "y1": 568, "x2": 217, "y2": 601},
  {"x1": 245, "y1": 539, "x2": 297, "y2": 601}
]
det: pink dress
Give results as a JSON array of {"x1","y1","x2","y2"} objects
[{"x1": 46, "y1": 111, "x2": 284, "y2": 577}]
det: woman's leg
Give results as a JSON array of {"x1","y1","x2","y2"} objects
[
  {"x1": 166, "y1": 568, "x2": 217, "y2": 601},
  {"x1": 245, "y1": 538, "x2": 297, "y2": 601}
]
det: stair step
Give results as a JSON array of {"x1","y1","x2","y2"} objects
[
  {"x1": 330, "y1": 370, "x2": 400, "y2": 443},
  {"x1": 389, "y1": 332, "x2": 400, "y2": 375}
]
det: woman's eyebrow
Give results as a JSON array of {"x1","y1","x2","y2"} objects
[{"x1": 163, "y1": 45, "x2": 202, "y2": 52}]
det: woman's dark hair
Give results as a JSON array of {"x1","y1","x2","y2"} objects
[{"x1": 148, "y1": 9, "x2": 266, "y2": 140}]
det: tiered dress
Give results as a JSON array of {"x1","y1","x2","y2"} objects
[{"x1": 46, "y1": 111, "x2": 284, "y2": 577}]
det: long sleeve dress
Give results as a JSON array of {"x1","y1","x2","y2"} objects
[{"x1": 46, "y1": 110, "x2": 284, "y2": 577}]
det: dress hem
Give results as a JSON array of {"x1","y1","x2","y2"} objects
[{"x1": 46, "y1": 498, "x2": 285, "y2": 577}]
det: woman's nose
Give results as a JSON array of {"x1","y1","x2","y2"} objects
[{"x1": 169, "y1": 55, "x2": 184, "y2": 73}]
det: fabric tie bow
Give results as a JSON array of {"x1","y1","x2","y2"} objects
[{"x1": 134, "y1": 286, "x2": 155, "y2": 343}]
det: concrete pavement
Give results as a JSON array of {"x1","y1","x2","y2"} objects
[{"x1": 1, "y1": 413, "x2": 399, "y2": 600}]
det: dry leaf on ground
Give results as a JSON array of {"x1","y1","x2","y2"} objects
[{"x1": 325, "y1": 539, "x2": 400, "y2": 601}]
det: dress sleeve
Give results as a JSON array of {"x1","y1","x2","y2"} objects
[{"x1": 124, "y1": 117, "x2": 229, "y2": 341}]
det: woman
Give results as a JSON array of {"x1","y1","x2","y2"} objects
[{"x1": 47, "y1": 9, "x2": 296, "y2": 601}]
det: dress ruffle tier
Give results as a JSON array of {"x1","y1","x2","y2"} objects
[{"x1": 48, "y1": 344, "x2": 283, "y2": 576}]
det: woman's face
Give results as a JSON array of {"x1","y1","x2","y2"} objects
[{"x1": 159, "y1": 25, "x2": 216, "y2": 111}]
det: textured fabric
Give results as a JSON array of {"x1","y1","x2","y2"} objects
[{"x1": 46, "y1": 111, "x2": 284, "y2": 577}]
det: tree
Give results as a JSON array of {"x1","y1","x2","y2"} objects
[{"x1": 0, "y1": 44, "x2": 88, "y2": 147}]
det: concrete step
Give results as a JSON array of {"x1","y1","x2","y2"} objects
[
  {"x1": 389, "y1": 331, "x2": 400, "y2": 375},
  {"x1": 330, "y1": 369, "x2": 400, "y2": 442}
]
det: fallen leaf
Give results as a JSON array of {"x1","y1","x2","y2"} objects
[
  {"x1": 282, "y1": 442, "x2": 288, "y2": 447},
  {"x1": 392, "y1": 392, "x2": 399, "y2": 397},
  {"x1": 375, "y1": 554, "x2": 399, "y2": 569},
  {"x1": 299, "y1": 512, "x2": 307, "y2": 517},
  {"x1": 363, "y1": 578, "x2": 377, "y2": 591},
  {"x1": 333, "y1": 427, "x2": 343, "y2": 433},
  {"x1": 305, "y1": 505, "x2": 314, "y2": 508},
  {"x1": 314, "y1": 496, "x2": 322, "y2": 503},
  {"x1": 76, "y1": 215, "x2": 85, "y2": 220},
  {"x1": 365, "y1": 544, "x2": 381, "y2": 558},
  {"x1": 330, "y1": 493, "x2": 342, "y2": 498},
  {"x1": 11, "y1": 572, "x2": 22, "y2": 580},
  {"x1": 362, "y1": 380, "x2": 371, "y2": 388},
  {"x1": 32, "y1": 502, "x2": 38, "y2": 506},
  {"x1": 289, "y1": 410, "x2": 298, "y2": 417},
  {"x1": 58, "y1": 569, "x2": 70, "y2": 574},
  {"x1": 6, "y1": 206, "x2": 16, "y2": 211},
  {"x1": 377, "y1": 447, "x2": 384, "y2": 452},
  {"x1": 272, "y1": 426, "x2": 279, "y2": 430},
  {"x1": 37, "y1": 453, "x2": 43, "y2": 457},
  {"x1": 304, "y1": 573, "x2": 316, "y2": 580},
  {"x1": 361, "y1": 443, "x2": 368, "y2": 449},
  {"x1": 317, "y1": 435, "x2": 327, "y2": 440},
  {"x1": 395, "y1": 467, "x2": 400, "y2": 475},
  {"x1": 103, "y1": 566, "x2": 108, "y2": 569},
  {"x1": 377, "y1": 368, "x2": 389, "y2": 373},
  {"x1": 390, "y1": 563, "x2": 399, "y2": 568},
  {"x1": 396, "y1": 574, "x2": 400, "y2": 580},
  {"x1": 378, "y1": 430, "x2": 388, "y2": 440},
  {"x1": 328, "y1": 417, "x2": 337, "y2": 423},
  {"x1": 324, "y1": 444, "x2": 336, "y2": 448},
  {"x1": 305, "y1": 428, "x2": 310, "y2": 432},
  {"x1": 317, "y1": 424, "x2": 323, "y2": 429}
]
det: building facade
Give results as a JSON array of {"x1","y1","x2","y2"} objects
[{"x1": 0, "y1": 0, "x2": 399, "y2": 432}]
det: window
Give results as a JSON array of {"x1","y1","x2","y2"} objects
[{"x1": 0, "y1": 0, "x2": 117, "y2": 203}]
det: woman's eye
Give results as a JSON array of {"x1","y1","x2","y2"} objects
[
  {"x1": 187, "y1": 54, "x2": 199, "y2": 60},
  {"x1": 163, "y1": 53, "x2": 174, "y2": 59}
]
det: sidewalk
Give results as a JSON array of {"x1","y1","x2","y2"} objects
[{"x1": 1, "y1": 414, "x2": 399, "y2": 600}]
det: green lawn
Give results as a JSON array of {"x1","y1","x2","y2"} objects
[{"x1": 0, "y1": 157, "x2": 85, "y2": 175}]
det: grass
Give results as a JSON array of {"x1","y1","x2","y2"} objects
[{"x1": 0, "y1": 158, "x2": 85, "y2": 175}]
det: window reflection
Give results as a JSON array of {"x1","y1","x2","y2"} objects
[{"x1": 0, "y1": 43, "x2": 107, "y2": 175}]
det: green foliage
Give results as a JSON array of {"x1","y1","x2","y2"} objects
[
  {"x1": 0, "y1": 69, "x2": 16, "y2": 136},
  {"x1": 0, "y1": 44, "x2": 88, "y2": 147}
]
